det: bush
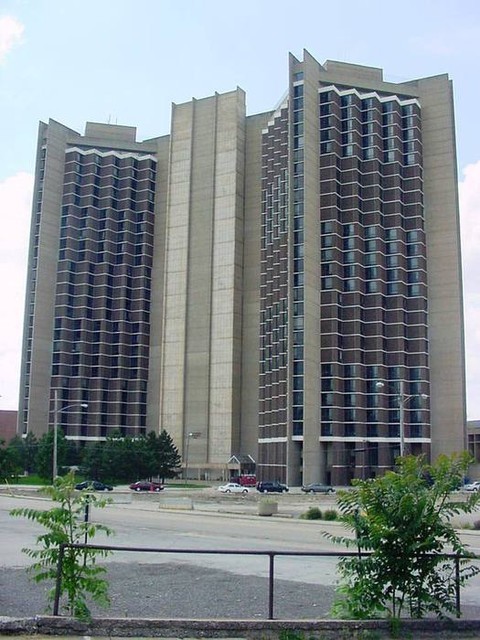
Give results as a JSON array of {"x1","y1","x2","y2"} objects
[
  {"x1": 323, "y1": 508, "x2": 338, "y2": 521},
  {"x1": 327, "y1": 453, "x2": 480, "y2": 620},
  {"x1": 301, "y1": 506, "x2": 323, "y2": 520}
]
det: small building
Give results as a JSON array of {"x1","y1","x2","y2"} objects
[{"x1": 0, "y1": 410, "x2": 18, "y2": 444}]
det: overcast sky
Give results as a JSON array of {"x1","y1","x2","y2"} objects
[{"x1": 0, "y1": 0, "x2": 479, "y2": 420}]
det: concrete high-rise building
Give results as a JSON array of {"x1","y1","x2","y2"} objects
[{"x1": 18, "y1": 51, "x2": 466, "y2": 485}]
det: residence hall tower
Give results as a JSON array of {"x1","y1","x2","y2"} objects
[{"x1": 19, "y1": 51, "x2": 466, "y2": 486}]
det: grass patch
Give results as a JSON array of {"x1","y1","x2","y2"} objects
[{"x1": 4, "y1": 474, "x2": 49, "y2": 486}]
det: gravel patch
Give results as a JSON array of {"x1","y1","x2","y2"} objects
[{"x1": 0, "y1": 562, "x2": 335, "y2": 620}]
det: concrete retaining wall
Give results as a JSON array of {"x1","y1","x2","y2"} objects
[{"x1": 2, "y1": 616, "x2": 480, "y2": 638}]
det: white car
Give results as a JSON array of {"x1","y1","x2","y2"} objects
[
  {"x1": 464, "y1": 481, "x2": 480, "y2": 492},
  {"x1": 217, "y1": 482, "x2": 249, "y2": 494}
]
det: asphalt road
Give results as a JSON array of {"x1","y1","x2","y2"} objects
[{"x1": 2, "y1": 488, "x2": 480, "y2": 620}]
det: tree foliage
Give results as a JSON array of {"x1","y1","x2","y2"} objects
[
  {"x1": 35, "y1": 428, "x2": 68, "y2": 480},
  {"x1": 80, "y1": 430, "x2": 181, "y2": 483},
  {"x1": 327, "y1": 453, "x2": 480, "y2": 620},
  {"x1": 10, "y1": 471, "x2": 113, "y2": 620}
]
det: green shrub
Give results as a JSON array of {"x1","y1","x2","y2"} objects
[
  {"x1": 323, "y1": 508, "x2": 338, "y2": 521},
  {"x1": 301, "y1": 506, "x2": 323, "y2": 520},
  {"x1": 10, "y1": 471, "x2": 114, "y2": 619},
  {"x1": 327, "y1": 453, "x2": 480, "y2": 620}
]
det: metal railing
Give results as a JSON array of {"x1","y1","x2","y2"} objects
[{"x1": 53, "y1": 543, "x2": 471, "y2": 619}]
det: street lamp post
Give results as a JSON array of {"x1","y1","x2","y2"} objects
[
  {"x1": 52, "y1": 389, "x2": 88, "y2": 481},
  {"x1": 184, "y1": 432, "x2": 194, "y2": 483},
  {"x1": 376, "y1": 380, "x2": 428, "y2": 458}
]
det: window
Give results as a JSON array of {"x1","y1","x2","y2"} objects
[
  {"x1": 321, "y1": 221, "x2": 334, "y2": 234},
  {"x1": 386, "y1": 255, "x2": 399, "y2": 267},
  {"x1": 387, "y1": 282, "x2": 399, "y2": 294},
  {"x1": 386, "y1": 241, "x2": 398, "y2": 254},
  {"x1": 344, "y1": 145, "x2": 354, "y2": 157},
  {"x1": 322, "y1": 249, "x2": 334, "y2": 261},
  {"x1": 344, "y1": 278, "x2": 356, "y2": 292},
  {"x1": 345, "y1": 408, "x2": 356, "y2": 422},
  {"x1": 344, "y1": 251, "x2": 355, "y2": 264},
  {"x1": 362, "y1": 98, "x2": 374, "y2": 110}
]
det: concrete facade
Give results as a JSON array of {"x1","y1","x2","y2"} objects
[{"x1": 19, "y1": 51, "x2": 466, "y2": 483}]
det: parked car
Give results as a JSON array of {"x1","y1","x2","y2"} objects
[
  {"x1": 256, "y1": 481, "x2": 289, "y2": 493},
  {"x1": 464, "y1": 480, "x2": 480, "y2": 492},
  {"x1": 75, "y1": 480, "x2": 113, "y2": 491},
  {"x1": 301, "y1": 483, "x2": 335, "y2": 494},
  {"x1": 129, "y1": 481, "x2": 164, "y2": 492},
  {"x1": 218, "y1": 482, "x2": 249, "y2": 494}
]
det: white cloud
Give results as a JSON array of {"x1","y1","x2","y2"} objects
[
  {"x1": 0, "y1": 172, "x2": 33, "y2": 410},
  {"x1": 459, "y1": 160, "x2": 480, "y2": 420},
  {"x1": 0, "y1": 15, "x2": 24, "y2": 64}
]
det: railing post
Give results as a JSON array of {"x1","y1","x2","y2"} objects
[
  {"x1": 268, "y1": 552, "x2": 275, "y2": 620},
  {"x1": 53, "y1": 543, "x2": 66, "y2": 616},
  {"x1": 455, "y1": 553, "x2": 461, "y2": 618}
]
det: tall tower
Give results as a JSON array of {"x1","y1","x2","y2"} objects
[
  {"x1": 258, "y1": 52, "x2": 465, "y2": 485},
  {"x1": 18, "y1": 121, "x2": 167, "y2": 441}
]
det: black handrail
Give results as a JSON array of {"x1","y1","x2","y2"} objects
[{"x1": 53, "y1": 543, "x2": 474, "y2": 619}]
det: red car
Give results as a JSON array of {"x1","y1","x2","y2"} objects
[{"x1": 129, "y1": 481, "x2": 164, "y2": 492}]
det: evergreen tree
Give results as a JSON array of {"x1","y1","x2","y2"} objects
[
  {"x1": 5, "y1": 436, "x2": 25, "y2": 477},
  {"x1": 35, "y1": 429, "x2": 68, "y2": 480},
  {"x1": 155, "y1": 430, "x2": 181, "y2": 482},
  {"x1": 23, "y1": 432, "x2": 38, "y2": 474}
]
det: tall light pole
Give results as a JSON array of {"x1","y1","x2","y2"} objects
[
  {"x1": 53, "y1": 389, "x2": 88, "y2": 482},
  {"x1": 184, "y1": 432, "x2": 194, "y2": 483},
  {"x1": 376, "y1": 380, "x2": 428, "y2": 458}
]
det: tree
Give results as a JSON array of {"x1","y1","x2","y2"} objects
[
  {"x1": 80, "y1": 430, "x2": 181, "y2": 484},
  {"x1": 23, "y1": 432, "x2": 39, "y2": 474},
  {"x1": 5, "y1": 436, "x2": 24, "y2": 478},
  {"x1": 35, "y1": 429, "x2": 68, "y2": 480},
  {"x1": 150, "y1": 430, "x2": 181, "y2": 482},
  {"x1": 328, "y1": 453, "x2": 480, "y2": 620},
  {"x1": 10, "y1": 472, "x2": 113, "y2": 620},
  {"x1": 0, "y1": 439, "x2": 16, "y2": 480}
]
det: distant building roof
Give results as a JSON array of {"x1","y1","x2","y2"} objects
[
  {"x1": 228, "y1": 454, "x2": 256, "y2": 464},
  {"x1": 0, "y1": 410, "x2": 17, "y2": 443}
]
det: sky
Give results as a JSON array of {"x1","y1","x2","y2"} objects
[{"x1": 0, "y1": 0, "x2": 479, "y2": 419}]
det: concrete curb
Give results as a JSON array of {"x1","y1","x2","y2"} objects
[{"x1": 2, "y1": 616, "x2": 480, "y2": 638}]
